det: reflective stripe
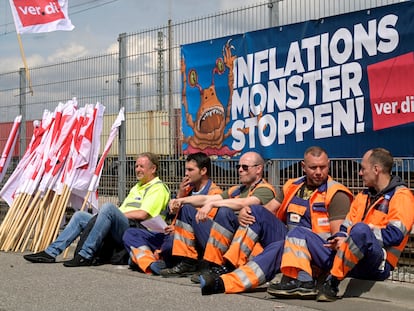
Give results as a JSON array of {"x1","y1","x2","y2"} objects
[
  {"x1": 372, "y1": 227, "x2": 383, "y2": 247},
  {"x1": 125, "y1": 202, "x2": 141, "y2": 209},
  {"x1": 347, "y1": 237, "x2": 364, "y2": 261},
  {"x1": 131, "y1": 245, "x2": 153, "y2": 260},
  {"x1": 284, "y1": 237, "x2": 311, "y2": 261},
  {"x1": 389, "y1": 220, "x2": 408, "y2": 235},
  {"x1": 234, "y1": 261, "x2": 266, "y2": 290},
  {"x1": 387, "y1": 246, "x2": 402, "y2": 259},
  {"x1": 286, "y1": 236, "x2": 306, "y2": 248},
  {"x1": 337, "y1": 248, "x2": 357, "y2": 271},
  {"x1": 207, "y1": 222, "x2": 233, "y2": 253},
  {"x1": 342, "y1": 219, "x2": 353, "y2": 229},
  {"x1": 232, "y1": 227, "x2": 259, "y2": 259},
  {"x1": 174, "y1": 219, "x2": 196, "y2": 248}
]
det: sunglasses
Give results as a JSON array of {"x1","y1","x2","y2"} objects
[{"x1": 236, "y1": 164, "x2": 260, "y2": 171}]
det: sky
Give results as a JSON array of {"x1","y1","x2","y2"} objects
[{"x1": 0, "y1": 0, "x2": 262, "y2": 72}]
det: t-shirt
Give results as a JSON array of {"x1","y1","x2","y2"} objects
[
  {"x1": 119, "y1": 177, "x2": 170, "y2": 218},
  {"x1": 221, "y1": 183, "x2": 275, "y2": 205}
]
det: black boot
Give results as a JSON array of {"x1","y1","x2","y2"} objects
[
  {"x1": 316, "y1": 275, "x2": 340, "y2": 302},
  {"x1": 63, "y1": 254, "x2": 92, "y2": 267},
  {"x1": 159, "y1": 258, "x2": 198, "y2": 277},
  {"x1": 23, "y1": 251, "x2": 55, "y2": 263},
  {"x1": 267, "y1": 274, "x2": 317, "y2": 299},
  {"x1": 200, "y1": 273, "x2": 225, "y2": 295}
]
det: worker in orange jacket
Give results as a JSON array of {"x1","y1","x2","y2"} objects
[
  {"x1": 201, "y1": 146, "x2": 353, "y2": 295},
  {"x1": 160, "y1": 151, "x2": 276, "y2": 278},
  {"x1": 316, "y1": 148, "x2": 414, "y2": 302}
]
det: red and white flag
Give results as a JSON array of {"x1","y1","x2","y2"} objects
[
  {"x1": 0, "y1": 115, "x2": 21, "y2": 183},
  {"x1": 69, "y1": 103, "x2": 105, "y2": 212},
  {"x1": 9, "y1": 0, "x2": 74, "y2": 34},
  {"x1": 0, "y1": 112, "x2": 51, "y2": 206},
  {"x1": 88, "y1": 107, "x2": 125, "y2": 193}
]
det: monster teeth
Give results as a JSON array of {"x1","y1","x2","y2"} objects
[{"x1": 201, "y1": 109, "x2": 222, "y2": 121}]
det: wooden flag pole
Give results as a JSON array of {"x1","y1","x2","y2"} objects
[
  {"x1": 0, "y1": 193, "x2": 25, "y2": 243},
  {"x1": 33, "y1": 190, "x2": 60, "y2": 252},
  {"x1": 16, "y1": 33, "x2": 34, "y2": 96},
  {"x1": 1, "y1": 191, "x2": 39, "y2": 251},
  {"x1": 0, "y1": 193, "x2": 32, "y2": 250},
  {"x1": 16, "y1": 190, "x2": 52, "y2": 252}
]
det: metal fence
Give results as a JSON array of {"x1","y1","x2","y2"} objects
[{"x1": 0, "y1": 0, "x2": 413, "y2": 282}]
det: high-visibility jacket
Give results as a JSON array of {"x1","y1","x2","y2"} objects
[
  {"x1": 226, "y1": 179, "x2": 276, "y2": 200},
  {"x1": 335, "y1": 184, "x2": 414, "y2": 271},
  {"x1": 277, "y1": 176, "x2": 353, "y2": 240}
]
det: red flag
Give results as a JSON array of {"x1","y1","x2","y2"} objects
[{"x1": 9, "y1": 0, "x2": 74, "y2": 34}]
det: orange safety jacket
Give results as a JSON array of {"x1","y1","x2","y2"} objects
[
  {"x1": 276, "y1": 176, "x2": 353, "y2": 239},
  {"x1": 226, "y1": 178, "x2": 276, "y2": 200},
  {"x1": 340, "y1": 185, "x2": 414, "y2": 268},
  {"x1": 183, "y1": 179, "x2": 223, "y2": 218}
]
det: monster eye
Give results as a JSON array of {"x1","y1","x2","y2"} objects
[
  {"x1": 216, "y1": 58, "x2": 225, "y2": 74},
  {"x1": 188, "y1": 69, "x2": 198, "y2": 87}
]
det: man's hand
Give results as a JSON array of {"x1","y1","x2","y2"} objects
[
  {"x1": 169, "y1": 198, "x2": 183, "y2": 214},
  {"x1": 164, "y1": 224, "x2": 175, "y2": 235},
  {"x1": 177, "y1": 176, "x2": 192, "y2": 198},
  {"x1": 238, "y1": 206, "x2": 255, "y2": 226},
  {"x1": 324, "y1": 236, "x2": 346, "y2": 250},
  {"x1": 195, "y1": 203, "x2": 214, "y2": 223}
]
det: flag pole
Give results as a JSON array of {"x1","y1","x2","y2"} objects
[{"x1": 16, "y1": 33, "x2": 34, "y2": 96}]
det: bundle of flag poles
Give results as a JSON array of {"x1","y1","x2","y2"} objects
[{"x1": 0, "y1": 98, "x2": 125, "y2": 253}]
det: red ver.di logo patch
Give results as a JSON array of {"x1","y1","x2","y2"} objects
[
  {"x1": 368, "y1": 52, "x2": 414, "y2": 131},
  {"x1": 13, "y1": 0, "x2": 65, "y2": 27}
]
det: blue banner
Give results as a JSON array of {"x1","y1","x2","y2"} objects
[{"x1": 181, "y1": 1, "x2": 414, "y2": 158}]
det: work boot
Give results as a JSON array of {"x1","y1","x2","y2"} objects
[
  {"x1": 191, "y1": 261, "x2": 234, "y2": 284},
  {"x1": 23, "y1": 251, "x2": 55, "y2": 263},
  {"x1": 200, "y1": 273, "x2": 225, "y2": 295},
  {"x1": 159, "y1": 259, "x2": 198, "y2": 277},
  {"x1": 267, "y1": 275, "x2": 317, "y2": 299},
  {"x1": 63, "y1": 254, "x2": 92, "y2": 267},
  {"x1": 190, "y1": 260, "x2": 211, "y2": 283},
  {"x1": 316, "y1": 275, "x2": 340, "y2": 302}
]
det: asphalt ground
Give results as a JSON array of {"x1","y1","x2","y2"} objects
[{"x1": 0, "y1": 251, "x2": 413, "y2": 311}]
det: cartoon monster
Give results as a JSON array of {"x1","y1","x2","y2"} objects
[{"x1": 182, "y1": 40, "x2": 239, "y2": 156}]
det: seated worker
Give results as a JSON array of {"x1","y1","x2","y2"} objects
[
  {"x1": 122, "y1": 152, "x2": 222, "y2": 275},
  {"x1": 316, "y1": 148, "x2": 414, "y2": 302},
  {"x1": 23, "y1": 152, "x2": 170, "y2": 267},
  {"x1": 160, "y1": 151, "x2": 276, "y2": 277},
  {"x1": 200, "y1": 146, "x2": 352, "y2": 296}
]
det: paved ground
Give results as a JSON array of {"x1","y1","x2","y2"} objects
[{"x1": 0, "y1": 251, "x2": 413, "y2": 311}]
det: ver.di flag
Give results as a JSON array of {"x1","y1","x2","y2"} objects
[{"x1": 9, "y1": 0, "x2": 74, "y2": 34}]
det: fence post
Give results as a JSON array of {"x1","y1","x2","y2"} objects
[
  {"x1": 118, "y1": 33, "x2": 127, "y2": 204},
  {"x1": 168, "y1": 19, "x2": 177, "y2": 158},
  {"x1": 19, "y1": 68, "x2": 27, "y2": 160}
]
